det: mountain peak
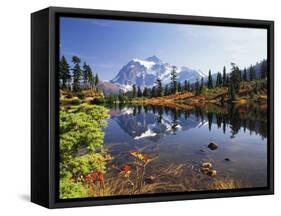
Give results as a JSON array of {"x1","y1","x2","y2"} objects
[
  {"x1": 145, "y1": 55, "x2": 162, "y2": 64},
  {"x1": 111, "y1": 56, "x2": 206, "y2": 88}
]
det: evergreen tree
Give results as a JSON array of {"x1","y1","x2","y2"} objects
[
  {"x1": 72, "y1": 56, "x2": 82, "y2": 92},
  {"x1": 94, "y1": 73, "x2": 99, "y2": 87},
  {"x1": 216, "y1": 72, "x2": 222, "y2": 86},
  {"x1": 238, "y1": 69, "x2": 242, "y2": 80},
  {"x1": 85, "y1": 63, "x2": 95, "y2": 89},
  {"x1": 249, "y1": 65, "x2": 256, "y2": 81},
  {"x1": 82, "y1": 62, "x2": 89, "y2": 88},
  {"x1": 261, "y1": 60, "x2": 267, "y2": 79},
  {"x1": 151, "y1": 86, "x2": 157, "y2": 97},
  {"x1": 143, "y1": 87, "x2": 148, "y2": 97},
  {"x1": 243, "y1": 68, "x2": 247, "y2": 81},
  {"x1": 137, "y1": 86, "x2": 142, "y2": 97},
  {"x1": 156, "y1": 78, "x2": 163, "y2": 96},
  {"x1": 147, "y1": 88, "x2": 152, "y2": 98},
  {"x1": 177, "y1": 82, "x2": 182, "y2": 93},
  {"x1": 229, "y1": 63, "x2": 241, "y2": 94},
  {"x1": 170, "y1": 66, "x2": 177, "y2": 94},
  {"x1": 132, "y1": 84, "x2": 137, "y2": 98},
  {"x1": 222, "y1": 66, "x2": 227, "y2": 86},
  {"x1": 226, "y1": 75, "x2": 229, "y2": 85},
  {"x1": 195, "y1": 79, "x2": 200, "y2": 95},
  {"x1": 184, "y1": 80, "x2": 188, "y2": 91},
  {"x1": 208, "y1": 69, "x2": 213, "y2": 89},
  {"x1": 187, "y1": 81, "x2": 190, "y2": 92},
  {"x1": 59, "y1": 56, "x2": 71, "y2": 89},
  {"x1": 87, "y1": 69, "x2": 95, "y2": 89},
  {"x1": 164, "y1": 85, "x2": 169, "y2": 96},
  {"x1": 200, "y1": 77, "x2": 204, "y2": 93}
]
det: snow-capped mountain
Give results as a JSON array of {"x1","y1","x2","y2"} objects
[{"x1": 111, "y1": 55, "x2": 207, "y2": 88}]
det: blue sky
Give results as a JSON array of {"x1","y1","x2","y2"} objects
[{"x1": 60, "y1": 17, "x2": 267, "y2": 80}]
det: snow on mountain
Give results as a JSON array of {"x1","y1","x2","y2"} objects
[
  {"x1": 132, "y1": 58, "x2": 155, "y2": 70},
  {"x1": 111, "y1": 55, "x2": 207, "y2": 89},
  {"x1": 145, "y1": 55, "x2": 163, "y2": 64},
  {"x1": 112, "y1": 107, "x2": 203, "y2": 141},
  {"x1": 97, "y1": 80, "x2": 132, "y2": 94}
]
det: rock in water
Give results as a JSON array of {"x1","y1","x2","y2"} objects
[
  {"x1": 208, "y1": 142, "x2": 218, "y2": 150},
  {"x1": 224, "y1": 158, "x2": 230, "y2": 162},
  {"x1": 200, "y1": 162, "x2": 217, "y2": 177},
  {"x1": 207, "y1": 170, "x2": 217, "y2": 177},
  {"x1": 201, "y1": 162, "x2": 212, "y2": 169},
  {"x1": 200, "y1": 162, "x2": 212, "y2": 175}
]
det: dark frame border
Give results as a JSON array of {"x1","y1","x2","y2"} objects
[{"x1": 48, "y1": 6, "x2": 274, "y2": 208}]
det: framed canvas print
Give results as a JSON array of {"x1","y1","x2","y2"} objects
[{"x1": 31, "y1": 7, "x2": 274, "y2": 208}]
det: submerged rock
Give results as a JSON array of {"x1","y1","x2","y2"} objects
[{"x1": 208, "y1": 142, "x2": 218, "y2": 150}]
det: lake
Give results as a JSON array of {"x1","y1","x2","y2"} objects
[{"x1": 103, "y1": 103, "x2": 267, "y2": 193}]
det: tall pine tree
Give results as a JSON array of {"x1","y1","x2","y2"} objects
[
  {"x1": 229, "y1": 63, "x2": 241, "y2": 94},
  {"x1": 216, "y1": 72, "x2": 222, "y2": 86},
  {"x1": 72, "y1": 56, "x2": 82, "y2": 92},
  {"x1": 132, "y1": 85, "x2": 137, "y2": 98},
  {"x1": 177, "y1": 82, "x2": 182, "y2": 92},
  {"x1": 156, "y1": 78, "x2": 163, "y2": 96},
  {"x1": 59, "y1": 56, "x2": 71, "y2": 89},
  {"x1": 222, "y1": 66, "x2": 226, "y2": 86},
  {"x1": 87, "y1": 65, "x2": 95, "y2": 89},
  {"x1": 208, "y1": 69, "x2": 213, "y2": 89},
  {"x1": 261, "y1": 60, "x2": 267, "y2": 79},
  {"x1": 200, "y1": 77, "x2": 204, "y2": 93},
  {"x1": 243, "y1": 68, "x2": 247, "y2": 81},
  {"x1": 170, "y1": 66, "x2": 177, "y2": 94},
  {"x1": 195, "y1": 79, "x2": 200, "y2": 95},
  {"x1": 82, "y1": 62, "x2": 89, "y2": 88},
  {"x1": 94, "y1": 73, "x2": 99, "y2": 87},
  {"x1": 249, "y1": 65, "x2": 256, "y2": 81},
  {"x1": 137, "y1": 86, "x2": 142, "y2": 97},
  {"x1": 143, "y1": 87, "x2": 148, "y2": 97},
  {"x1": 184, "y1": 80, "x2": 188, "y2": 92},
  {"x1": 151, "y1": 86, "x2": 157, "y2": 97}
]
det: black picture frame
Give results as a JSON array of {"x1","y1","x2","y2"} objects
[{"x1": 31, "y1": 6, "x2": 274, "y2": 208}]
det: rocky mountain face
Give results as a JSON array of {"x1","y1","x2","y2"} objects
[{"x1": 111, "y1": 55, "x2": 207, "y2": 89}]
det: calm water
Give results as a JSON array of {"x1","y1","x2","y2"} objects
[{"x1": 103, "y1": 103, "x2": 267, "y2": 190}]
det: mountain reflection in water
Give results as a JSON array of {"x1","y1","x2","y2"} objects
[{"x1": 103, "y1": 103, "x2": 267, "y2": 190}]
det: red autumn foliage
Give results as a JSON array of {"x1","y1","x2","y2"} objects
[
  {"x1": 85, "y1": 171, "x2": 104, "y2": 183},
  {"x1": 85, "y1": 174, "x2": 92, "y2": 183},
  {"x1": 97, "y1": 173, "x2": 104, "y2": 182},
  {"x1": 122, "y1": 165, "x2": 131, "y2": 174}
]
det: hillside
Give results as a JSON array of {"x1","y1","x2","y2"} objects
[
  {"x1": 60, "y1": 89, "x2": 104, "y2": 106},
  {"x1": 143, "y1": 80, "x2": 267, "y2": 107}
]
